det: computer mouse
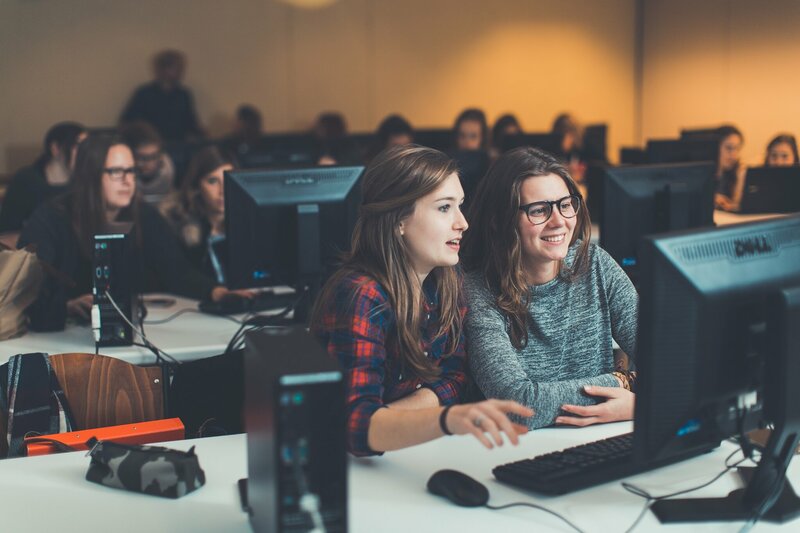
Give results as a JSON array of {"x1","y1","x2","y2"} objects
[{"x1": 427, "y1": 469, "x2": 490, "y2": 507}]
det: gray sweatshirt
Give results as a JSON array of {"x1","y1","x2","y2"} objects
[{"x1": 464, "y1": 243, "x2": 638, "y2": 429}]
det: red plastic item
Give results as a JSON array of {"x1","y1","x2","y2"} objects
[{"x1": 24, "y1": 418, "x2": 185, "y2": 456}]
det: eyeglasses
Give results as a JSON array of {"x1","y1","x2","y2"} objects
[
  {"x1": 518, "y1": 194, "x2": 581, "y2": 225},
  {"x1": 104, "y1": 167, "x2": 137, "y2": 182}
]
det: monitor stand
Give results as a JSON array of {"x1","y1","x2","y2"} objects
[{"x1": 651, "y1": 469, "x2": 800, "y2": 523}]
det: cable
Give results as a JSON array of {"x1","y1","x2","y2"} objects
[
  {"x1": 486, "y1": 502, "x2": 586, "y2": 533},
  {"x1": 290, "y1": 441, "x2": 326, "y2": 533},
  {"x1": 144, "y1": 307, "x2": 243, "y2": 326},
  {"x1": 103, "y1": 290, "x2": 181, "y2": 366},
  {"x1": 622, "y1": 448, "x2": 750, "y2": 533}
]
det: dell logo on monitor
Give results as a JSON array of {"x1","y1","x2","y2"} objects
[
  {"x1": 284, "y1": 176, "x2": 317, "y2": 186},
  {"x1": 734, "y1": 235, "x2": 772, "y2": 258}
]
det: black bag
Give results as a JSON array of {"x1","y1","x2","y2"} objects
[
  {"x1": 169, "y1": 349, "x2": 244, "y2": 437},
  {"x1": 85, "y1": 438, "x2": 205, "y2": 498}
]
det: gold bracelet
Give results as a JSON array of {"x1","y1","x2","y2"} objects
[{"x1": 612, "y1": 371, "x2": 631, "y2": 391}]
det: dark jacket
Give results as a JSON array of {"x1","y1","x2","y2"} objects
[
  {"x1": 18, "y1": 198, "x2": 215, "y2": 331},
  {"x1": 120, "y1": 82, "x2": 202, "y2": 142},
  {"x1": 0, "y1": 162, "x2": 68, "y2": 232}
]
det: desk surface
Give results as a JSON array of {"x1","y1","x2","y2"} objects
[
  {"x1": 0, "y1": 295, "x2": 245, "y2": 365},
  {"x1": 713, "y1": 210, "x2": 787, "y2": 226},
  {"x1": 1, "y1": 422, "x2": 797, "y2": 532}
]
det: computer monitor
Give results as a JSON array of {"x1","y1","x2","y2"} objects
[
  {"x1": 601, "y1": 162, "x2": 716, "y2": 278},
  {"x1": 224, "y1": 165, "x2": 364, "y2": 315},
  {"x1": 237, "y1": 134, "x2": 316, "y2": 168},
  {"x1": 451, "y1": 149, "x2": 490, "y2": 209},
  {"x1": 646, "y1": 138, "x2": 719, "y2": 164},
  {"x1": 583, "y1": 123, "x2": 608, "y2": 163},
  {"x1": 636, "y1": 215, "x2": 800, "y2": 523},
  {"x1": 680, "y1": 127, "x2": 721, "y2": 141},
  {"x1": 414, "y1": 128, "x2": 453, "y2": 152},
  {"x1": 738, "y1": 166, "x2": 800, "y2": 214},
  {"x1": 501, "y1": 132, "x2": 561, "y2": 156},
  {"x1": 619, "y1": 147, "x2": 647, "y2": 165}
]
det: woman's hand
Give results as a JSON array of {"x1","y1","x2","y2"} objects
[
  {"x1": 210, "y1": 286, "x2": 257, "y2": 302},
  {"x1": 556, "y1": 386, "x2": 635, "y2": 427},
  {"x1": 66, "y1": 294, "x2": 94, "y2": 320},
  {"x1": 444, "y1": 399, "x2": 533, "y2": 449},
  {"x1": 715, "y1": 193, "x2": 737, "y2": 212}
]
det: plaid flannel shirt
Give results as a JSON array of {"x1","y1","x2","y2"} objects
[{"x1": 315, "y1": 273, "x2": 467, "y2": 457}]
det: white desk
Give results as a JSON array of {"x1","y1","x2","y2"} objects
[
  {"x1": 0, "y1": 295, "x2": 244, "y2": 366},
  {"x1": 1, "y1": 422, "x2": 797, "y2": 532},
  {"x1": 713, "y1": 210, "x2": 786, "y2": 226}
]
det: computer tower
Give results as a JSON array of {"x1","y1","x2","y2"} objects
[
  {"x1": 92, "y1": 232, "x2": 135, "y2": 347},
  {"x1": 244, "y1": 327, "x2": 347, "y2": 533}
]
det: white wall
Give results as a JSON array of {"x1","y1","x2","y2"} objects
[
  {"x1": 0, "y1": 0, "x2": 637, "y2": 173},
  {"x1": 641, "y1": 0, "x2": 800, "y2": 165}
]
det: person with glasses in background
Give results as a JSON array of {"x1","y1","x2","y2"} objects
[
  {"x1": 461, "y1": 147, "x2": 639, "y2": 429},
  {"x1": 17, "y1": 133, "x2": 243, "y2": 331},
  {"x1": 120, "y1": 121, "x2": 176, "y2": 206}
]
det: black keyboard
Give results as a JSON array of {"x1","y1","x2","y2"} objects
[
  {"x1": 493, "y1": 432, "x2": 640, "y2": 495},
  {"x1": 198, "y1": 290, "x2": 298, "y2": 316}
]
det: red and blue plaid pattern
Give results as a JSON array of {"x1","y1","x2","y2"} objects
[{"x1": 315, "y1": 273, "x2": 467, "y2": 456}]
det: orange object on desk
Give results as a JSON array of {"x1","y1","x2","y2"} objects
[{"x1": 24, "y1": 418, "x2": 185, "y2": 456}]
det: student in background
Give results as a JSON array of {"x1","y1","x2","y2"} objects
[
  {"x1": 0, "y1": 122, "x2": 87, "y2": 232},
  {"x1": 551, "y1": 113, "x2": 582, "y2": 158},
  {"x1": 490, "y1": 114, "x2": 523, "y2": 159},
  {"x1": 160, "y1": 146, "x2": 235, "y2": 284},
  {"x1": 224, "y1": 104, "x2": 264, "y2": 159},
  {"x1": 311, "y1": 145, "x2": 532, "y2": 457},
  {"x1": 764, "y1": 134, "x2": 799, "y2": 167},
  {"x1": 120, "y1": 121, "x2": 176, "y2": 205},
  {"x1": 312, "y1": 112, "x2": 357, "y2": 165},
  {"x1": 551, "y1": 113, "x2": 587, "y2": 185},
  {"x1": 452, "y1": 108, "x2": 489, "y2": 152},
  {"x1": 461, "y1": 147, "x2": 638, "y2": 430},
  {"x1": 120, "y1": 49, "x2": 204, "y2": 142},
  {"x1": 367, "y1": 114, "x2": 415, "y2": 161},
  {"x1": 714, "y1": 125, "x2": 745, "y2": 211},
  {"x1": 18, "y1": 134, "x2": 243, "y2": 331}
]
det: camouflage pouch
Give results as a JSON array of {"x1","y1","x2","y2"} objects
[{"x1": 85, "y1": 438, "x2": 206, "y2": 498}]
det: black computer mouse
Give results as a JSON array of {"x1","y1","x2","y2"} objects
[{"x1": 427, "y1": 469, "x2": 490, "y2": 507}]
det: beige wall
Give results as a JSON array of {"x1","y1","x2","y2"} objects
[
  {"x1": 0, "y1": 0, "x2": 636, "y2": 174},
  {"x1": 641, "y1": 0, "x2": 800, "y2": 165}
]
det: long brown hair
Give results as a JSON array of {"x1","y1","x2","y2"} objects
[
  {"x1": 311, "y1": 144, "x2": 462, "y2": 382},
  {"x1": 69, "y1": 133, "x2": 141, "y2": 258},
  {"x1": 462, "y1": 147, "x2": 591, "y2": 349},
  {"x1": 179, "y1": 146, "x2": 236, "y2": 219}
]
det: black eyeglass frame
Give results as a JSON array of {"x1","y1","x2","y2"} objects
[
  {"x1": 103, "y1": 167, "x2": 138, "y2": 181},
  {"x1": 518, "y1": 194, "x2": 582, "y2": 225}
]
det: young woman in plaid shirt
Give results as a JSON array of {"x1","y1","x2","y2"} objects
[{"x1": 311, "y1": 145, "x2": 532, "y2": 457}]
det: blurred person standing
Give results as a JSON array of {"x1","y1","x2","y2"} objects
[{"x1": 120, "y1": 49, "x2": 204, "y2": 142}]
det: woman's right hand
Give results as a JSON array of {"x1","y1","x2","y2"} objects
[
  {"x1": 444, "y1": 399, "x2": 533, "y2": 449},
  {"x1": 66, "y1": 294, "x2": 94, "y2": 320}
]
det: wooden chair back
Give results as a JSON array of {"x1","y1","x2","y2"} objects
[
  {"x1": 1, "y1": 353, "x2": 164, "y2": 457},
  {"x1": 48, "y1": 353, "x2": 164, "y2": 430}
]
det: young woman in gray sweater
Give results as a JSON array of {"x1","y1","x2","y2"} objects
[{"x1": 462, "y1": 147, "x2": 638, "y2": 429}]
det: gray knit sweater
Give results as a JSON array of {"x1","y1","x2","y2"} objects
[{"x1": 464, "y1": 242, "x2": 638, "y2": 429}]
